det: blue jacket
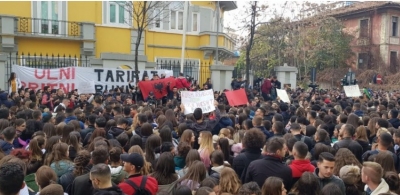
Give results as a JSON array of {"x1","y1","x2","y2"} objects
[
  {"x1": 0, "y1": 140, "x2": 14, "y2": 155},
  {"x1": 65, "y1": 116, "x2": 85, "y2": 129},
  {"x1": 212, "y1": 116, "x2": 233, "y2": 135},
  {"x1": 354, "y1": 110, "x2": 364, "y2": 117}
]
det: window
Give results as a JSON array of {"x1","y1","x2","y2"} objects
[
  {"x1": 153, "y1": 9, "x2": 162, "y2": 29},
  {"x1": 393, "y1": 16, "x2": 398, "y2": 36},
  {"x1": 105, "y1": 1, "x2": 130, "y2": 26},
  {"x1": 170, "y1": 10, "x2": 183, "y2": 30},
  {"x1": 359, "y1": 19, "x2": 369, "y2": 37},
  {"x1": 37, "y1": 1, "x2": 62, "y2": 35},
  {"x1": 358, "y1": 53, "x2": 369, "y2": 69},
  {"x1": 192, "y1": 13, "x2": 199, "y2": 32},
  {"x1": 390, "y1": 51, "x2": 398, "y2": 72}
]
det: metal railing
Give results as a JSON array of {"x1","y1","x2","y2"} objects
[
  {"x1": 16, "y1": 17, "x2": 81, "y2": 38},
  {"x1": 156, "y1": 60, "x2": 211, "y2": 86}
]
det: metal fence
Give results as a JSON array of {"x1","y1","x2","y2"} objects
[
  {"x1": 156, "y1": 59, "x2": 211, "y2": 86},
  {"x1": 5, "y1": 52, "x2": 90, "y2": 91}
]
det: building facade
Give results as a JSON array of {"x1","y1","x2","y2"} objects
[{"x1": 0, "y1": 1, "x2": 237, "y2": 85}]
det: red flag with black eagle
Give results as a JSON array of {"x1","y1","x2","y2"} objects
[{"x1": 138, "y1": 77, "x2": 176, "y2": 100}]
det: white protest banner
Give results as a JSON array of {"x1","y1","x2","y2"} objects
[
  {"x1": 276, "y1": 89, "x2": 290, "y2": 103},
  {"x1": 181, "y1": 89, "x2": 215, "y2": 115},
  {"x1": 12, "y1": 65, "x2": 173, "y2": 93},
  {"x1": 77, "y1": 80, "x2": 95, "y2": 94},
  {"x1": 343, "y1": 85, "x2": 362, "y2": 97}
]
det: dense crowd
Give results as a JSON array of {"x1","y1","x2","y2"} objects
[{"x1": 0, "y1": 72, "x2": 399, "y2": 195}]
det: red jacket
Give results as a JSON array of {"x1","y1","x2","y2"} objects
[
  {"x1": 119, "y1": 174, "x2": 158, "y2": 195},
  {"x1": 289, "y1": 159, "x2": 315, "y2": 178},
  {"x1": 175, "y1": 77, "x2": 190, "y2": 89},
  {"x1": 261, "y1": 79, "x2": 272, "y2": 94}
]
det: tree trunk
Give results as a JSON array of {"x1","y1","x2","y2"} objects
[
  {"x1": 245, "y1": 1, "x2": 257, "y2": 89},
  {"x1": 134, "y1": 30, "x2": 143, "y2": 83}
]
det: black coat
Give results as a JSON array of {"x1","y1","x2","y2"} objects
[
  {"x1": 68, "y1": 173, "x2": 93, "y2": 195},
  {"x1": 389, "y1": 118, "x2": 400, "y2": 129},
  {"x1": 93, "y1": 185, "x2": 123, "y2": 195},
  {"x1": 245, "y1": 155, "x2": 292, "y2": 191},
  {"x1": 333, "y1": 137, "x2": 364, "y2": 163},
  {"x1": 232, "y1": 148, "x2": 263, "y2": 183}
]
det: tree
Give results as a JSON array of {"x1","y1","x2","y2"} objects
[{"x1": 125, "y1": 1, "x2": 178, "y2": 82}]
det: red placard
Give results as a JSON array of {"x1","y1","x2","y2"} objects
[
  {"x1": 138, "y1": 77, "x2": 176, "y2": 99},
  {"x1": 225, "y1": 89, "x2": 249, "y2": 106},
  {"x1": 376, "y1": 74, "x2": 382, "y2": 84}
]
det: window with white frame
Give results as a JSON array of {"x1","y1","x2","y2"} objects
[
  {"x1": 104, "y1": 1, "x2": 130, "y2": 26},
  {"x1": 37, "y1": 1, "x2": 63, "y2": 35},
  {"x1": 192, "y1": 13, "x2": 199, "y2": 32},
  {"x1": 169, "y1": 1, "x2": 184, "y2": 30},
  {"x1": 153, "y1": 8, "x2": 162, "y2": 29}
]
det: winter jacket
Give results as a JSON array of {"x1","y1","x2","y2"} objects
[
  {"x1": 354, "y1": 110, "x2": 364, "y2": 117},
  {"x1": 0, "y1": 140, "x2": 14, "y2": 155},
  {"x1": 255, "y1": 126, "x2": 273, "y2": 140},
  {"x1": 68, "y1": 173, "x2": 93, "y2": 195},
  {"x1": 289, "y1": 159, "x2": 315, "y2": 184},
  {"x1": 232, "y1": 148, "x2": 263, "y2": 183},
  {"x1": 174, "y1": 156, "x2": 186, "y2": 170},
  {"x1": 314, "y1": 168, "x2": 346, "y2": 195},
  {"x1": 209, "y1": 165, "x2": 226, "y2": 183},
  {"x1": 109, "y1": 165, "x2": 128, "y2": 185},
  {"x1": 64, "y1": 116, "x2": 84, "y2": 129},
  {"x1": 8, "y1": 78, "x2": 22, "y2": 94},
  {"x1": 364, "y1": 178, "x2": 391, "y2": 195},
  {"x1": 59, "y1": 165, "x2": 91, "y2": 191},
  {"x1": 93, "y1": 185, "x2": 124, "y2": 195},
  {"x1": 294, "y1": 134, "x2": 314, "y2": 152},
  {"x1": 108, "y1": 126, "x2": 125, "y2": 138},
  {"x1": 50, "y1": 160, "x2": 74, "y2": 178},
  {"x1": 80, "y1": 125, "x2": 95, "y2": 141},
  {"x1": 245, "y1": 155, "x2": 292, "y2": 191},
  {"x1": 261, "y1": 79, "x2": 272, "y2": 95},
  {"x1": 389, "y1": 118, "x2": 400, "y2": 129},
  {"x1": 333, "y1": 137, "x2": 364, "y2": 163},
  {"x1": 211, "y1": 116, "x2": 233, "y2": 135}
]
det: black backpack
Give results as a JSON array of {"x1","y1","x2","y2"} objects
[{"x1": 124, "y1": 176, "x2": 151, "y2": 195}]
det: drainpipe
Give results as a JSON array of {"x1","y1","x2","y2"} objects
[
  {"x1": 216, "y1": 1, "x2": 220, "y2": 64},
  {"x1": 180, "y1": 1, "x2": 189, "y2": 73}
]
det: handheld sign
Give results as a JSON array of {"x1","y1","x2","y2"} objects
[
  {"x1": 225, "y1": 89, "x2": 248, "y2": 106},
  {"x1": 343, "y1": 85, "x2": 362, "y2": 97},
  {"x1": 181, "y1": 89, "x2": 215, "y2": 115},
  {"x1": 276, "y1": 89, "x2": 290, "y2": 103},
  {"x1": 78, "y1": 80, "x2": 95, "y2": 94}
]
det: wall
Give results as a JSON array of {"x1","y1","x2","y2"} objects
[
  {"x1": 95, "y1": 26, "x2": 131, "y2": 58},
  {"x1": 0, "y1": 1, "x2": 30, "y2": 17},
  {"x1": 68, "y1": 1, "x2": 101, "y2": 24},
  {"x1": 17, "y1": 38, "x2": 81, "y2": 56}
]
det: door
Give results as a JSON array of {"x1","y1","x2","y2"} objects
[{"x1": 38, "y1": 1, "x2": 62, "y2": 35}]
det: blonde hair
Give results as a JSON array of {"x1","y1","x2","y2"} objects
[
  {"x1": 377, "y1": 128, "x2": 390, "y2": 137},
  {"x1": 199, "y1": 131, "x2": 214, "y2": 153},
  {"x1": 219, "y1": 167, "x2": 241, "y2": 194},
  {"x1": 219, "y1": 128, "x2": 232, "y2": 139},
  {"x1": 233, "y1": 130, "x2": 245, "y2": 144},
  {"x1": 128, "y1": 145, "x2": 151, "y2": 175},
  {"x1": 362, "y1": 161, "x2": 383, "y2": 184},
  {"x1": 355, "y1": 126, "x2": 368, "y2": 142}
]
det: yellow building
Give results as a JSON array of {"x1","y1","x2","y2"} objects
[{"x1": 0, "y1": 1, "x2": 237, "y2": 85}]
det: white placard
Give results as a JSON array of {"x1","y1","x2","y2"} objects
[
  {"x1": 344, "y1": 85, "x2": 362, "y2": 97},
  {"x1": 77, "y1": 80, "x2": 95, "y2": 94},
  {"x1": 276, "y1": 89, "x2": 290, "y2": 103},
  {"x1": 181, "y1": 89, "x2": 215, "y2": 114},
  {"x1": 12, "y1": 65, "x2": 173, "y2": 93}
]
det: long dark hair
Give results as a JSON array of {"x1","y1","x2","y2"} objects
[
  {"x1": 151, "y1": 152, "x2": 178, "y2": 185},
  {"x1": 218, "y1": 138, "x2": 231, "y2": 163},
  {"x1": 8, "y1": 72, "x2": 16, "y2": 85}
]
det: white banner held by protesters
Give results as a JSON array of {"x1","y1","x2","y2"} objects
[
  {"x1": 343, "y1": 85, "x2": 362, "y2": 97},
  {"x1": 276, "y1": 89, "x2": 290, "y2": 103},
  {"x1": 12, "y1": 65, "x2": 173, "y2": 93},
  {"x1": 181, "y1": 89, "x2": 215, "y2": 115}
]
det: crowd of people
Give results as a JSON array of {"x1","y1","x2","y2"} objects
[{"x1": 0, "y1": 72, "x2": 399, "y2": 195}]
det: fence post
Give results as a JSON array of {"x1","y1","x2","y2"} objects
[{"x1": 0, "y1": 54, "x2": 8, "y2": 91}]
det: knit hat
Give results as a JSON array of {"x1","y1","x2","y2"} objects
[{"x1": 339, "y1": 165, "x2": 361, "y2": 185}]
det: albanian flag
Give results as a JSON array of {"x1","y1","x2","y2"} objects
[{"x1": 138, "y1": 77, "x2": 176, "y2": 100}]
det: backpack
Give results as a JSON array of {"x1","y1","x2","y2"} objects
[{"x1": 124, "y1": 176, "x2": 151, "y2": 195}]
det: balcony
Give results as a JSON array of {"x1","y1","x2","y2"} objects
[
  {"x1": 16, "y1": 17, "x2": 82, "y2": 39},
  {"x1": 357, "y1": 37, "x2": 370, "y2": 46},
  {"x1": 219, "y1": 1, "x2": 237, "y2": 11},
  {"x1": 0, "y1": 15, "x2": 95, "y2": 54},
  {"x1": 199, "y1": 31, "x2": 236, "y2": 60}
]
